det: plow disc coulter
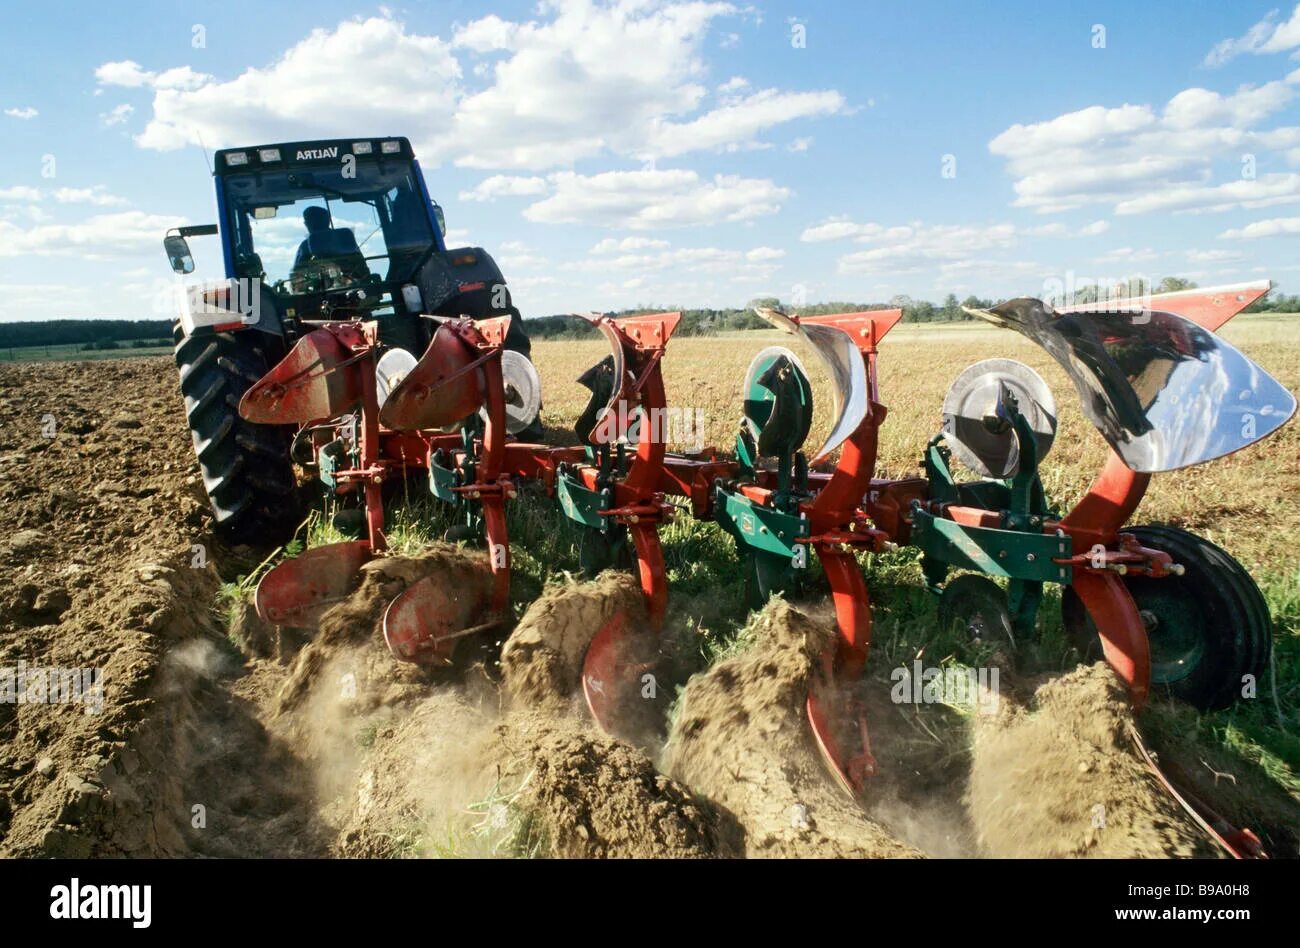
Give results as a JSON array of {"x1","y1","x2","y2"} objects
[{"x1": 233, "y1": 279, "x2": 1293, "y2": 858}]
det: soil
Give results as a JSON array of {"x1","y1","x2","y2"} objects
[
  {"x1": 967, "y1": 662, "x2": 1216, "y2": 858},
  {"x1": 0, "y1": 354, "x2": 1286, "y2": 861},
  {"x1": 664, "y1": 599, "x2": 920, "y2": 858},
  {"x1": 0, "y1": 358, "x2": 323, "y2": 856}
]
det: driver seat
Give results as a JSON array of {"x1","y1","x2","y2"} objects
[{"x1": 298, "y1": 227, "x2": 370, "y2": 282}]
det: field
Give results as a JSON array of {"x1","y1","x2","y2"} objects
[{"x1": 0, "y1": 313, "x2": 1296, "y2": 858}]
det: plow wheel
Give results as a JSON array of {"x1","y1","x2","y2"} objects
[
  {"x1": 939, "y1": 573, "x2": 1015, "y2": 646},
  {"x1": 1062, "y1": 525, "x2": 1271, "y2": 710},
  {"x1": 174, "y1": 327, "x2": 299, "y2": 541}
]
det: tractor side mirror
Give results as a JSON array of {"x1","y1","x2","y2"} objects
[
  {"x1": 164, "y1": 234, "x2": 194, "y2": 275},
  {"x1": 431, "y1": 203, "x2": 446, "y2": 238}
]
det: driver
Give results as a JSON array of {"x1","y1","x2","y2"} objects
[
  {"x1": 290, "y1": 204, "x2": 370, "y2": 285},
  {"x1": 292, "y1": 205, "x2": 334, "y2": 271}
]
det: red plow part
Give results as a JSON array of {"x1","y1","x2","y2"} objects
[
  {"x1": 771, "y1": 309, "x2": 900, "y2": 795},
  {"x1": 382, "y1": 574, "x2": 492, "y2": 665},
  {"x1": 254, "y1": 540, "x2": 372, "y2": 628},
  {"x1": 573, "y1": 312, "x2": 681, "y2": 737},
  {"x1": 239, "y1": 327, "x2": 363, "y2": 424},
  {"x1": 582, "y1": 611, "x2": 630, "y2": 726},
  {"x1": 378, "y1": 322, "x2": 486, "y2": 431},
  {"x1": 1058, "y1": 279, "x2": 1271, "y2": 332}
]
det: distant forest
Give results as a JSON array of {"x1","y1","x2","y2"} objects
[{"x1": 2, "y1": 279, "x2": 1296, "y2": 348}]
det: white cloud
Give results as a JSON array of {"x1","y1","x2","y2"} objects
[
  {"x1": 110, "y1": 8, "x2": 845, "y2": 170},
  {"x1": 458, "y1": 175, "x2": 549, "y2": 201},
  {"x1": 591, "y1": 236, "x2": 671, "y2": 253},
  {"x1": 0, "y1": 210, "x2": 185, "y2": 258},
  {"x1": 988, "y1": 78, "x2": 1300, "y2": 213},
  {"x1": 1204, "y1": 5, "x2": 1300, "y2": 67},
  {"x1": 452, "y1": 14, "x2": 519, "y2": 52},
  {"x1": 1218, "y1": 216, "x2": 1300, "y2": 239},
  {"x1": 800, "y1": 217, "x2": 883, "y2": 242},
  {"x1": 1080, "y1": 219, "x2": 1111, "y2": 236},
  {"x1": 96, "y1": 61, "x2": 212, "y2": 91},
  {"x1": 52, "y1": 187, "x2": 129, "y2": 207},
  {"x1": 787, "y1": 137, "x2": 812, "y2": 153},
  {"x1": 1186, "y1": 248, "x2": 1246, "y2": 263},
  {"x1": 0, "y1": 186, "x2": 42, "y2": 202},
  {"x1": 4, "y1": 106, "x2": 38, "y2": 119},
  {"x1": 101, "y1": 104, "x2": 134, "y2": 127},
  {"x1": 128, "y1": 18, "x2": 461, "y2": 151},
  {"x1": 1114, "y1": 172, "x2": 1300, "y2": 215},
  {"x1": 523, "y1": 168, "x2": 789, "y2": 229},
  {"x1": 1093, "y1": 246, "x2": 1161, "y2": 264},
  {"x1": 564, "y1": 244, "x2": 785, "y2": 281},
  {"x1": 647, "y1": 88, "x2": 844, "y2": 158},
  {"x1": 836, "y1": 222, "x2": 1018, "y2": 274}
]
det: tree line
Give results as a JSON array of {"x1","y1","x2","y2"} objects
[{"x1": 2, "y1": 277, "x2": 1294, "y2": 347}]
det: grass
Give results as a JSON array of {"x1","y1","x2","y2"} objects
[
  {"x1": 266, "y1": 311, "x2": 1299, "y2": 819},
  {"x1": 0, "y1": 342, "x2": 173, "y2": 362}
]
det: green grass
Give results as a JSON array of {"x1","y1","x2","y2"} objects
[{"x1": 0, "y1": 342, "x2": 173, "y2": 362}]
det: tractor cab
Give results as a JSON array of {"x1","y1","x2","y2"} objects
[
  {"x1": 211, "y1": 139, "x2": 441, "y2": 306},
  {"x1": 163, "y1": 137, "x2": 517, "y2": 354}
]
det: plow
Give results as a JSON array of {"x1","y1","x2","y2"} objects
[{"x1": 166, "y1": 138, "x2": 1296, "y2": 859}]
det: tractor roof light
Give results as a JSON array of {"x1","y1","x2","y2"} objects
[
  {"x1": 225, "y1": 152, "x2": 249, "y2": 167},
  {"x1": 258, "y1": 148, "x2": 281, "y2": 162},
  {"x1": 381, "y1": 140, "x2": 401, "y2": 154},
  {"x1": 352, "y1": 141, "x2": 373, "y2": 155}
]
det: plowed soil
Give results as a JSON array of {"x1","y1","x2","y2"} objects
[{"x1": 1, "y1": 354, "x2": 1292, "y2": 860}]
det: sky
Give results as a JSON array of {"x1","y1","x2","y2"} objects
[{"x1": 2, "y1": 0, "x2": 1300, "y2": 322}]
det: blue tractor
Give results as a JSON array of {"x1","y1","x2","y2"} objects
[{"x1": 163, "y1": 137, "x2": 537, "y2": 540}]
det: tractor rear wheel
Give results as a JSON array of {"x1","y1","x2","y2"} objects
[
  {"x1": 174, "y1": 326, "x2": 300, "y2": 542},
  {"x1": 1061, "y1": 525, "x2": 1271, "y2": 710}
]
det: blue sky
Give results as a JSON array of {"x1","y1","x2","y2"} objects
[{"x1": 2, "y1": 0, "x2": 1299, "y2": 321}]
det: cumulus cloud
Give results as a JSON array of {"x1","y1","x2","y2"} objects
[
  {"x1": 126, "y1": 18, "x2": 461, "y2": 151},
  {"x1": 988, "y1": 75, "x2": 1300, "y2": 214},
  {"x1": 523, "y1": 168, "x2": 790, "y2": 228},
  {"x1": 100, "y1": 104, "x2": 134, "y2": 127},
  {"x1": 0, "y1": 210, "x2": 185, "y2": 258},
  {"x1": 458, "y1": 175, "x2": 549, "y2": 201},
  {"x1": 564, "y1": 243, "x2": 786, "y2": 281},
  {"x1": 1218, "y1": 216, "x2": 1300, "y2": 239},
  {"x1": 591, "y1": 236, "x2": 671, "y2": 253},
  {"x1": 96, "y1": 61, "x2": 212, "y2": 91},
  {"x1": 1204, "y1": 5, "x2": 1300, "y2": 67},
  {"x1": 835, "y1": 222, "x2": 1017, "y2": 274},
  {"x1": 4, "y1": 106, "x2": 38, "y2": 119},
  {"x1": 105, "y1": 7, "x2": 845, "y2": 169}
]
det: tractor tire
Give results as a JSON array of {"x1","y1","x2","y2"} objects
[
  {"x1": 173, "y1": 325, "x2": 300, "y2": 542},
  {"x1": 1061, "y1": 525, "x2": 1271, "y2": 710}
]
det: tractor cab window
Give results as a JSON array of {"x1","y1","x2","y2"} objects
[{"x1": 221, "y1": 162, "x2": 435, "y2": 297}]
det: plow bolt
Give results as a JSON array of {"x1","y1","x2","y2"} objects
[{"x1": 1168, "y1": 563, "x2": 1186, "y2": 576}]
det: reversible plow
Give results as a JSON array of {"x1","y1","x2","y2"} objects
[{"x1": 237, "y1": 279, "x2": 1294, "y2": 858}]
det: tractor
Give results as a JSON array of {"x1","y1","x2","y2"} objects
[
  {"x1": 164, "y1": 149, "x2": 1294, "y2": 854},
  {"x1": 163, "y1": 136, "x2": 538, "y2": 541}
]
